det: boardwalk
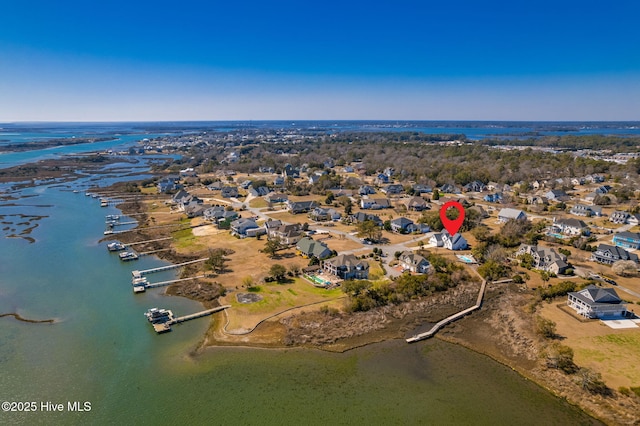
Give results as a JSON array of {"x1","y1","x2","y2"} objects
[
  {"x1": 406, "y1": 279, "x2": 487, "y2": 343},
  {"x1": 144, "y1": 275, "x2": 205, "y2": 289},
  {"x1": 170, "y1": 305, "x2": 231, "y2": 324},
  {"x1": 132, "y1": 258, "x2": 208, "y2": 278}
]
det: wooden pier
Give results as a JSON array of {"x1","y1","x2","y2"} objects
[
  {"x1": 406, "y1": 279, "x2": 487, "y2": 343},
  {"x1": 142, "y1": 275, "x2": 205, "y2": 289},
  {"x1": 124, "y1": 237, "x2": 173, "y2": 246},
  {"x1": 132, "y1": 258, "x2": 208, "y2": 278},
  {"x1": 170, "y1": 305, "x2": 231, "y2": 325}
]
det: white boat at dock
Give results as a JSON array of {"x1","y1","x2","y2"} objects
[
  {"x1": 119, "y1": 251, "x2": 139, "y2": 261},
  {"x1": 107, "y1": 242, "x2": 126, "y2": 251}
]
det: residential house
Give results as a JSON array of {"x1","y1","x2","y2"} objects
[
  {"x1": 570, "y1": 204, "x2": 603, "y2": 217},
  {"x1": 571, "y1": 177, "x2": 586, "y2": 186},
  {"x1": 179, "y1": 168, "x2": 197, "y2": 178},
  {"x1": 282, "y1": 164, "x2": 299, "y2": 178},
  {"x1": 343, "y1": 166, "x2": 354, "y2": 173},
  {"x1": 462, "y1": 180, "x2": 487, "y2": 193},
  {"x1": 404, "y1": 196, "x2": 428, "y2": 211},
  {"x1": 383, "y1": 167, "x2": 395, "y2": 177},
  {"x1": 374, "y1": 173, "x2": 390, "y2": 185},
  {"x1": 287, "y1": 200, "x2": 319, "y2": 214},
  {"x1": 442, "y1": 231, "x2": 468, "y2": 251},
  {"x1": 296, "y1": 237, "x2": 332, "y2": 260},
  {"x1": 585, "y1": 174, "x2": 605, "y2": 184},
  {"x1": 360, "y1": 197, "x2": 391, "y2": 210},
  {"x1": 595, "y1": 185, "x2": 613, "y2": 195},
  {"x1": 483, "y1": 193, "x2": 503, "y2": 203},
  {"x1": 567, "y1": 285, "x2": 628, "y2": 319},
  {"x1": 230, "y1": 218, "x2": 265, "y2": 238},
  {"x1": 204, "y1": 206, "x2": 238, "y2": 223},
  {"x1": 612, "y1": 232, "x2": 640, "y2": 250},
  {"x1": 610, "y1": 211, "x2": 640, "y2": 225},
  {"x1": 157, "y1": 176, "x2": 181, "y2": 193},
  {"x1": 207, "y1": 181, "x2": 223, "y2": 191},
  {"x1": 381, "y1": 184, "x2": 404, "y2": 195},
  {"x1": 390, "y1": 217, "x2": 415, "y2": 233},
  {"x1": 398, "y1": 251, "x2": 430, "y2": 273},
  {"x1": 239, "y1": 180, "x2": 252, "y2": 189},
  {"x1": 468, "y1": 205, "x2": 489, "y2": 219},
  {"x1": 351, "y1": 212, "x2": 383, "y2": 227},
  {"x1": 273, "y1": 176, "x2": 285, "y2": 186},
  {"x1": 323, "y1": 254, "x2": 369, "y2": 280},
  {"x1": 259, "y1": 166, "x2": 275, "y2": 174},
  {"x1": 185, "y1": 204, "x2": 207, "y2": 218},
  {"x1": 429, "y1": 233, "x2": 444, "y2": 247},
  {"x1": 515, "y1": 244, "x2": 569, "y2": 275},
  {"x1": 309, "y1": 207, "x2": 341, "y2": 222},
  {"x1": 545, "y1": 189, "x2": 570, "y2": 202},
  {"x1": 358, "y1": 185, "x2": 376, "y2": 196},
  {"x1": 439, "y1": 183, "x2": 459, "y2": 194},
  {"x1": 265, "y1": 192, "x2": 288, "y2": 204},
  {"x1": 220, "y1": 186, "x2": 239, "y2": 198},
  {"x1": 247, "y1": 186, "x2": 270, "y2": 197},
  {"x1": 329, "y1": 188, "x2": 353, "y2": 198},
  {"x1": 591, "y1": 244, "x2": 639, "y2": 265},
  {"x1": 412, "y1": 184, "x2": 432, "y2": 194},
  {"x1": 527, "y1": 195, "x2": 548, "y2": 205},
  {"x1": 268, "y1": 223, "x2": 303, "y2": 245},
  {"x1": 551, "y1": 218, "x2": 590, "y2": 236},
  {"x1": 497, "y1": 208, "x2": 527, "y2": 223}
]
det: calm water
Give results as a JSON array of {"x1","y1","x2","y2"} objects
[{"x1": 0, "y1": 124, "x2": 602, "y2": 425}]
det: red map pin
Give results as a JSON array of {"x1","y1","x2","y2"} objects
[{"x1": 440, "y1": 201, "x2": 465, "y2": 235}]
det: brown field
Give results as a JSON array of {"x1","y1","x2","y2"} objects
[{"x1": 539, "y1": 302, "x2": 640, "y2": 389}]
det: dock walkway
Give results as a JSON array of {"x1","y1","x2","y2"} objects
[
  {"x1": 170, "y1": 305, "x2": 231, "y2": 324},
  {"x1": 406, "y1": 278, "x2": 487, "y2": 343},
  {"x1": 132, "y1": 258, "x2": 208, "y2": 278},
  {"x1": 144, "y1": 275, "x2": 205, "y2": 289}
]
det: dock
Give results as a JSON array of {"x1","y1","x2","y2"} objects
[
  {"x1": 147, "y1": 305, "x2": 231, "y2": 333},
  {"x1": 406, "y1": 279, "x2": 487, "y2": 343},
  {"x1": 134, "y1": 276, "x2": 205, "y2": 292},
  {"x1": 124, "y1": 237, "x2": 173, "y2": 246},
  {"x1": 132, "y1": 258, "x2": 208, "y2": 279}
]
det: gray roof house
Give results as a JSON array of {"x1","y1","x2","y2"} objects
[
  {"x1": 296, "y1": 237, "x2": 332, "y2": 260},
  {"x1": 323, "y1": 254, "x2": 369, "y2": 280},
  {"x1": 230, "y1": 218, "x2": 264, "y2": 238},
  {"x1": 287, "y1": 200, "x2": 319, "y2": 214},
  {"x1": 498, "y1": 208, "x2": 527, "y2": 223},
  {"x1": 570, "y1": 204, "x2": 603, "y2": 217},
  {"x1": 399, "y1": 251, "x2": 430, "y2": 273},
  {"x1": 591, "y1": 244, "x2": 639, "y2": 265},
  {"x1": 516, "y1": 244, "x2": 569, "y2": 275},
  {"x1": 390, "y1": 217, "x2": 415, "y2": 233},
  {"x1": 404, "y1": 196, "x2": 428, "y2": 211},
  {"x1": 567, "y1": 285, "x2": 628, "y2": 319},
  {"x1": 552, "y1": 218, "x2": 590, "y2": 236}
]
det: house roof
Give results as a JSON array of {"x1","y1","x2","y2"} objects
[
  {"x1": 595, "y1": 244, "x2": 639, "y2": 262},
  {"x1": 324, "y1": 254, "x2": 369, "y2": 270},
  {"x1": 400, "y1": 251, "x2": 429, "y2": 267},
  {"x1": 556, "y1": 218, "x2": 588, "y2": 228},
  {"x1": 569, "y1": 285, "x2": 623, "y2": 307},
  {"x1": 498, "y1": 208, "x2": 526, "y2": 219},
  {"x1": 296, "y1": 237, "x2": 331, "y2": 258},
  {"x1": 614, "y1": 231, "x2": 640, "y2": 242}
]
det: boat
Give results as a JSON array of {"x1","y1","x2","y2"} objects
[
  {"x1": 73, "y1": 190, "x2": 79, "y2": 193},
  {"x1": 105, "y1": 215, "x2": 120, "y2": 221},
  {"x1": 144, "y1": 308, "x2": 174, "y2": 323},
  {"x1": 107, "y1": 242, "x2": 126, "y2": 251},
  {"x1": 119, "y1": 251, "x2": 139, "y2": 261},
  {"x1": 100, "y1": 199, "x2": 108, "y2": 207},
  {"x1": 133, "y1": 285, "x2": 146, "y2": 293}
]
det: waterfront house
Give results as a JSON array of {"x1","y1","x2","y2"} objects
[
  {"x1": 398, "y1": 251, "x2": 430, "y2": 273},
  {"x1": 613, "y1": 231, "x2": 640, "y2": 250},
  {"x1": 442, "y1": 231, "x2": 468, "y2": 251},
  {"x1": 157, "y1": 176, "x2": 181, "y2": 193},
  {"x1": 296, "y1": 237, "x2": 332, "y2": 260},
  {"x1": 497, "y1": 208, "x2": 527, "y2": 223},
  {"x1": 570, "y1": 204, "x2": 603, "y2": 217},
  {"x1": 515, "y1": 244, "x2": 569, "y2": 275},
  {"x1": 590, "y1": 244, "x2": 639, "y2": 265},
  {"x1": 230, "y1": 218, "x2": 264, "y2": 238},
  {"x1": 567, "y1": 285, "x2": 627, "y2": 319},
  {"x1": 323, "y1": 254, "x2": 369, "y2": 280}
]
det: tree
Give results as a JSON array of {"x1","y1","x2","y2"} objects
[
  {"x1": 612, "y1": 260, "x2": 638, "y2": 277},
  {"x1": 262, "y1": 238, "x2": 283, "y2": 258},
  {"x1": 577, "y1": 368, "x2": 610, "y2": 395},
  {"x1": 205, "y1": 248, "x2": 228, "y2": 274},
  {"x1": 545, "y1": 343, "x2": 576, "y2": 373},
  {"x1": 356, "y1": 220, "x2": 382, "y2": 242},
  {"x1": 432, "y1": 188, "x2": 440, "y2": 200},
  {"x1": 535, "y1": 316, "x2": 557, "y2": 339},
  {"x1": 269, "y1": 264, "x2": 287, "y2": 282},
  {"x1": 477, "y1": 260, "x2": 509, "y2": 281}
]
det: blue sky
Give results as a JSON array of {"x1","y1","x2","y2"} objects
[{"x1": 1, "y1": 0, "x2": 639, "y2": 121}]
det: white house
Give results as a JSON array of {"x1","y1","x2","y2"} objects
[
  {"x1": 442, "y1": 231, "x2": 468, "y2": 251},
  {"x1": 567, "y1": 285, "x2": 628, "y2": 319},
  {"x1": 497, "y1": 208, "x2": 527, "y2": 223},
  {"x1": 398, "y1": 251, "x2": 430, "y2": 273}
]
